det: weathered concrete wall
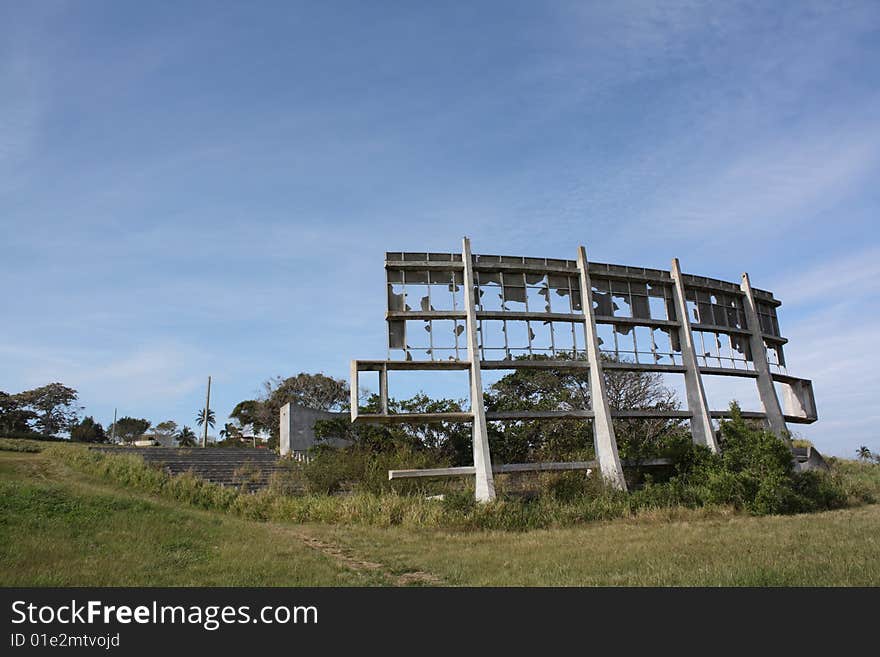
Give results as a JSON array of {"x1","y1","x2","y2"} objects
[{"x1": 279, "y1": 403, "x2": 350, "y2": 456}]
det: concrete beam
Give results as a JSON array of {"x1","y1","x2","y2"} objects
[
  {"x1": 670, "y1": 258, "x2": 720, "y2": 453},
  {"x1": 462, "y1": 236, "x2": 497, "y2": 502},
  {"x1": 740, "y1": 272, "x2": 788, "y2": 437},
  {"x1": 389, "y1": 461, "x2": 598, "y2": 480},
  {"x1": 576, "y1": 245, "x2": 627, "y2": 490}
]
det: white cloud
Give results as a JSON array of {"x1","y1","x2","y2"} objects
[
  {"x1": 643, "y1": 117, "x2": 880, "y2": 241},
  {"x1": 772, "y1": 246, "x2": 880, "y2": 307}
]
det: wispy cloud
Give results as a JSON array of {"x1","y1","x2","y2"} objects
[
  {"x1": 644, "y1": 117, "x2": 880, "y2": 240},
  {"x1": 773, "y1": 246, "x2": 880, "y2": 307},
  {"x1": 772, "y1": 247, "x2": 880, "y2": 455}
]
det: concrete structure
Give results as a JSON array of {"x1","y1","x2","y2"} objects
[
  {"x1": 350, "y1": 238, "x2": 818, "y2": 502},
  {"x1": 577, "y1": 246, "x2": 626, "y2": 489},
  {"x1": 279, "y1": 402, "x2": 349, "y2": 459},
  {"x1": 671, "y1": 258, "x2": 719, "y2": 453}
]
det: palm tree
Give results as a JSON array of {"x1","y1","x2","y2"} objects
[
  {"x1": 857, "y1": 446, "x2": 873, "y2": 461},
  {"x1": 176, "y1": 426, "x2": 197, "y2": 448},
  {"x1": 195, "y1": 408, "x2": 216, "y2": 430},
  {"x1": 219, "y1": 422, "x2": 240, "y2": 441}
]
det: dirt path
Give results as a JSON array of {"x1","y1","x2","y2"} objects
[{"x1": 276, "y1": 525, "x2": 445, "y2": 586}]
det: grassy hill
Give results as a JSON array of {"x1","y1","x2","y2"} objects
[{"x1": 1, "y1": 441, "x2": 879, "y2": 586}]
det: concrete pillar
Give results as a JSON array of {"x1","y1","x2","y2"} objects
[
  {"x1": 349, "y1": 361, "x2": 359, "y2": 422},
  {"x1": 461, "y1": 236, "x2": 496, "y2": 502},
  {"x1": 576, "y1": 246, "x2": 627, "y2": 490},
  {"x1": 670, "y1": 258, "x2": 720, "y2": 453},
  {"x1": 740, "y1": 273, "x2": 787, "y2": 437},
  {"x1": 379, "y1": 365, "x2": 389, "y2": 415},
  {"x1": 280, "y1": 402, "x2": 292, "y2": 456}
]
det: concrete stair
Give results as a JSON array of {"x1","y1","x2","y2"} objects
[{"x1": 94, "y1": 447, "x2": 288, "y2": 492}]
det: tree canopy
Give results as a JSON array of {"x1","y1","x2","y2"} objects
[
  {"x1": 0, "y1": 384, "x2": 80, "y2": 437},
  {"x1": 70, "y1": 416, "x2": 106, "y2": 443},
  {"x1": 108, "y1": 417, "x2": 151, "y2": 443}
]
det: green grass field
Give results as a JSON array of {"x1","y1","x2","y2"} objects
[{"x1": 1, "y1": 445, "x2": 879, "y2": 586}]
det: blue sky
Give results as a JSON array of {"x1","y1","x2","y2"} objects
[{"x1": 1, "y1": 1, "x2": 879, "y2": 456}]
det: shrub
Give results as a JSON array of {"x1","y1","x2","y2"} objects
[{"x1": 668, "y1": 403, "x2": 849, "y2": 515}]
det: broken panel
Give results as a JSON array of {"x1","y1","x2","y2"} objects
[
  {"x1": 614, "y1": 324, "x2": 635, "y2": 362},
  {"x1": 757, "y1": 301, "x2": 781, "y2": 336},
  {"x1": 504, "y1": 319, "x2": 530, "y2": 351},
  {"x1": 551, "y1": 321, "x2": 577, "y2": 355},
  {"x1": 529, "y1": 319, "x2": 553, "y2": 353},
  {"x1": 527, "y1": 284, "x2": 551, "y2": 314},
  {"x1": 632, "y1": 325, "x2": 652, "y2": 364},
  {"x1": 479, "y1": 319, "x2": 506, "y2": 356},
  {"x1": 388, "y1": 319, "x2": 406, "y2": 349},
  {"x1": 387, "y1": 282, "x2": 406, "y2": 312},
  {"x1": 596, "y1": 322, "x2": 616, "y2": 356},
  {"x1": 502, "y1": 271, "x2": 527, "y2": 311}
]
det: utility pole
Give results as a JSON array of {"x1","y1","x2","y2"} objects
[
  {"x1": 202, "y1": 376, "x2": 211, "y2": 448},
  {"x1": 111, "y1": 408, "x2": 117, "y2": 444}
]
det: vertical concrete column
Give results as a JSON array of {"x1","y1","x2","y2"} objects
[
  {"x1": 576, "y1": 246, "x2": 627, "y2": 490},
  {"x1": 670, "y1": 259, "x2": 720, "y2": 453},
  {"x1": 740, "y1": 273, "x2": 787, "y2": 437},
  {"x1": 379, "y1": 364, "x2": 389, "y2": 415},
  {"x1": 461, "y1": 236, "x2": 496, "y2": 502},
  {"x1": 280, "y1": 402, "x2": 292, "y2": 457},
  {"x1": 349, "y1": 361, "x2": 359, "y2": 422}
]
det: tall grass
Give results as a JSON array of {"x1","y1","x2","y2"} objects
[
  {"x1": 43, "y1": 441, "x2": 880, "y2": 531},
  {"x1": 0, "y1": 438, "x2": 43, "y2": 453}
]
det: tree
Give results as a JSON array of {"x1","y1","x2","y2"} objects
[
  {"x1": 16, "y1": 383, "x2": 81, "y2": 436},
  {"x1": 484, "y1": 354, "x2": 685, "y2": 462},
  {"x1": 107, "y1": 417, "x2": 151, "y2": 444},
  {"x1": 484, "y1": 360, "x2": 594, "y2": 463},
  {"x1": 603, "y1": 365, "x2": 686, "y2": 458},
  {"x1": 151, "y1": 420, "x2": 178, "y2": 446},
  {"x1": 176, "y1": 426, "x2": 197, "y2": 448},
  {"x1": 195, "y1": 408, "x2": 216, "y2": 429},
  {"x1": 70, "y1": 416, "x2": 106, "y2": 443},
  {"x1": 0, "y1": 391, "x2": 38, "y2": 436},
  {"x1": 261, "y1": 373, "x2": 349, "y2": 411},
  {"x1": 857, "y1": 446, "x2": 873, "y2": 461},
  {"x1": 254, "y1": 373, "x2": 349, "y2": 447},
  {"x1": 219, "y1": 422, "x2": 241, "y2": 440},
  {"x1": 230, "y1": 400, "x2": 269, "y2": 436}
]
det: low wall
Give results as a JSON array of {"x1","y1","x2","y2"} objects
[{"x1": 279, "y1": 403, "x2": 350, "y2": 457}]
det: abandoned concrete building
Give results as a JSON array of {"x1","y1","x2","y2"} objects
[{"x1": 343, "y1": 238, "x2": 818, "y2": 502}]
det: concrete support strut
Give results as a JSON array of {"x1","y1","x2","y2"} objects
[
  {"x1": 670, "y1": 258, "x2": 719, "y2": 453},
  {"x1": 461, "y1": 237, "x2": 496, "y2": 502},
  {"x1": 740, "y1": 272, "x2": 787, "y2": 437},
  {"x1": 576, "y1": 246, "x2": 627, "y2": 490}
]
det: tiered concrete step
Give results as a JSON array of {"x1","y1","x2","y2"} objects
[{"x1": 94, "y1": 447, "x2": 288, "y2": 492}]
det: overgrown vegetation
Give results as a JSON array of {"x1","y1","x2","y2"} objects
[
  {"x1": 38, "y1": 404, "x2": 879, "y2": 532},
  {"x1": 4, "y1": 448, "x2": 879, "y2": 586},
  {"x1": 0, "y1": 438, "x2": 44, "y2": 453}
]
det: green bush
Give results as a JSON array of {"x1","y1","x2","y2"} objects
[{"x1": 667, "y1": 403, "x2": 849, "y2": 515}]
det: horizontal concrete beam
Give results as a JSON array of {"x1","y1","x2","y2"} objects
[
  {"x1": 353, "y1": 407, "x2": 815, "y2": 425},
  {"x1": 487, "y1": 410, "x2": 593, "y2": 420},
  {"x1": 480, "y1": 359, "x2": 590, "y2": 370},
  {"x1": 476, "y1": 310, "x2": 586, "y2": 322},
  {"x1": 353, "y1": 412, "x2": 474, "y2": 425},
  {"x1": 388, "y1": 461, "x2": 598, "y2": 480},
  {"x1": 353, "y1": 359, "x2": 471, "y2": 371},
  {"x1": 388, "y1": 458, "x2": 674, "y2": 480}
]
